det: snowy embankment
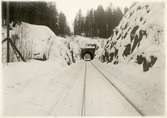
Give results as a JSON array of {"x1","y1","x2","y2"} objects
[
  {"x1": 100, "y1": 2, "x2": 165, "y2": 72},
  {"x1": 2, "y1": 22, "x2": 73, "y2": 66},
  {"x1": 2, "y1": 22, "x2": 105, "y2": 66},
  {"x1": 68, "y1": 35, "x2": 106, "y2": 61},
  {"x1": 95, "y1": 3, "x2": 165, "y2": 115}
]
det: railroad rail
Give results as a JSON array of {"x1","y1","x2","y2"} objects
[
  {"x1": 81, "y1": 61, "x2": 144, "y2": 116},
  {"x1": 81, "y1": 62, "x2": 87, "y2": 116}
]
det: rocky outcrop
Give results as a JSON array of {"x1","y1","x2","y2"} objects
[{"x1": 100, "y1": 2, "x2": 164, "y2": 71}]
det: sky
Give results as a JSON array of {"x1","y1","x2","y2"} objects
[{"x1": 54, "y1": 0, "x2": 134, "y2": 31}]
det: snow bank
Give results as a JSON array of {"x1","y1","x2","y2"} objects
[
  {"x1": 100, "y1": 2, "x2": 165, "y2": 71},
  {"x1": 2, "y1": 22, "x2": 73, "y2": 66}
]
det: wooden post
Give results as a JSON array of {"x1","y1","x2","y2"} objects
[
  {"x1": 9, "y1": 38, "x2": 26, "y2": 62},
  {"x1": 6, "y1": 1, "x2": 10, "y2": 63}
]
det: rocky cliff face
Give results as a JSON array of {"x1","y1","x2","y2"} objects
[{"x1": 100, "y1": 2, "x2": 165, "y2": 71}]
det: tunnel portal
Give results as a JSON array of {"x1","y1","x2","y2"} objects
[{"x1": 81, "y1": 45, "x2": 96, "y2": 61}]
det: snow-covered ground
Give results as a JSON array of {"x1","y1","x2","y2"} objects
[
  {"x1": 93, "y1": 60, "x2": 164, "y2": 115},
  {"x1": 2, "y1": 59, "x2": 164, "y2": 116},
  {"x1": 85, "y1": 62, "x2": 140, "y2": 116},
  {"x1": 3, "y1": 60, "x2": 85, "y2": 116}
]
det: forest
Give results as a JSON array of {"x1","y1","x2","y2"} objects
[
  {"x1": 2, "y1": 1, "x2": 127, "y2": 38},
  {"x1": 74, "y1": 5, "x2": 127, "y2": 38},
  {"x1": 2, "y1": 1, "x2": 71, "y2": 36}
]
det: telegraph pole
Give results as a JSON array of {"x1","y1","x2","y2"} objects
[{"x1": 6, "y1": 1, "x2": 10, "y2": 63}]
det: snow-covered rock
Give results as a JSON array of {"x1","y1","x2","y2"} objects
[
  {"x1": 101, "y1": 2, "x2": 165, "y2": 71},
  {"x1": 2, "y1": 22, "x2": 73, "y2": 66}
]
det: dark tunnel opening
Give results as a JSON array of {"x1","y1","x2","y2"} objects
[
  {"x1": 81, "y1": 47, "x2": 95, "y2": 61},
  {"x1": 83, "y1": 52, "x2": 93, "y2": 61}
]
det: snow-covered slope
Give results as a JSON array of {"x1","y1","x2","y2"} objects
[
  {"x1": 100, "y1": 2, "x2": 165, "y2": 71},
  {"x1": 2, "y1": 22, "x2": 73, "y2": 66}
]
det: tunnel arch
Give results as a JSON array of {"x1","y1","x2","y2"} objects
[{"x1": 81, "y1": 47, "x2": 95, "y2": 60}]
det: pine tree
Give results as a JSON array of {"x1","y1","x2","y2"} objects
[
  {"x1": 95, "y1": 5, "x2": 106, "y2": 38},
  {"x1": 58, "y1": 12, "x2": 71, "y2": 36},
  {"x1": 74, "y1": 9, "x2": 84, "y2": 35}
]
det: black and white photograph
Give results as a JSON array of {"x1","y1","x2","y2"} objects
[{"x1": 0, "y1": 0, "x2": 166, "y2": 116}]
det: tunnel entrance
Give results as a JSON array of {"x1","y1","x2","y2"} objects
[{"x1": 81, "y1": 46, "x2": 96, "y2": 61}]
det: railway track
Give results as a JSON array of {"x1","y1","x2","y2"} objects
[
  {"x1": 81, "y1": 62, "x2": 87, "y2": 116},
  {"x1": 81, "y1": 61, "x2": 144, "y2": 116}
]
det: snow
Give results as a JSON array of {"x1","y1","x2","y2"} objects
[
  {"x1": 101, "y1": 2, "x2": 165, "y2": 71},
  {"x1": 3, "y1": 60, "x2": 85, "y2": 116},
  {"x1": 2, "y1": 22, "x2": 107, "y2": 66},
  {"x1": 67, "y1": 35, "x2": 107, "y2": 61},
  {"x1": 2, "y1": 59, "x2": 164, "y2": 115},
  {"x1": 85, "y1": 62, "x2": 140, "y2": 116},
  {"x1": 93, "y1": 60, "x2": 165, "y2": 115},
  {"x1": 2, "y1": 22, "x2": 73, "y2": 66},
  {"x1": 1, "y1": 2, "x2": 165, "y2": 116}
]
